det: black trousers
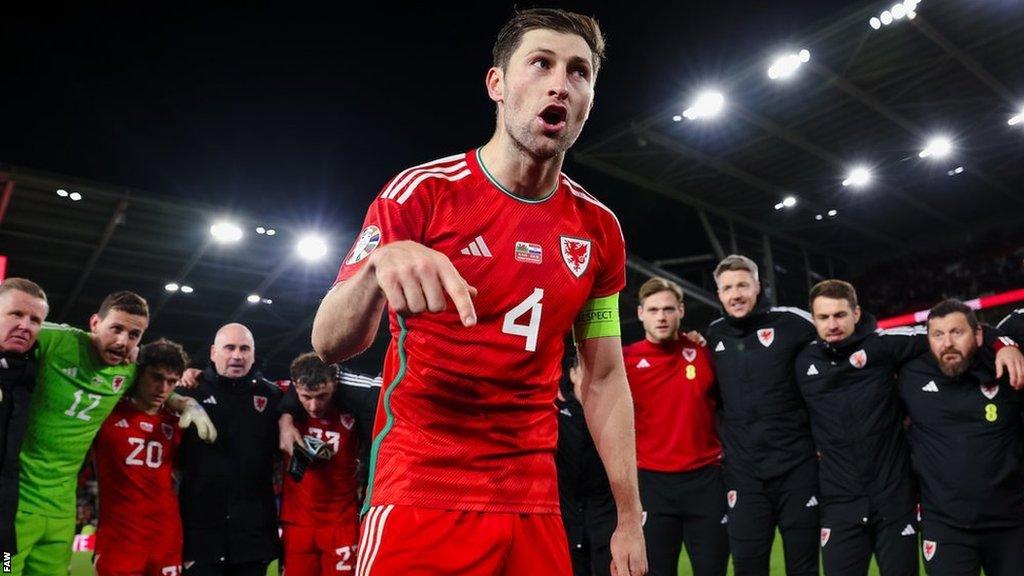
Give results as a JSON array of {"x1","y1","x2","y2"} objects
[
  {"x1": 564, "y1": 490, "x2": 617, "y2": 576},
  {"x1": 183, "y1": 560, "x2": 272, "y2": 576},
  {"x1": 921, "y1": 521, "x2": 1024, "y2": 576},
  {"x1": 821, "y1": 510, "x2": 918, "y2": 576},
  {"x1": 639, "y1": 465, "x2": 729, "y2": 576},
  {"x1": 725, "y1": 458, "x2": 819, "y2": 576}
]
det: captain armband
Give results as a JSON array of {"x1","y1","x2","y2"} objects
[{"x1": 573, "y1": 294, "x2": 621, "y2": 340}]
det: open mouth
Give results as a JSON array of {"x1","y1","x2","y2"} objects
[{"x1": 538, "y1": 104, "x2": 568, "y2": 131}]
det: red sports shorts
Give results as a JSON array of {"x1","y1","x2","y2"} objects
[
  {"x1": 282, "y1": 522, "x2": 361, "y2": 575},
  {"x1": 355, "y1": 504, "x2": 571, "y2": 575}
]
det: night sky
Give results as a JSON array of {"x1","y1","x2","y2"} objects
[{"x1": 1, "y1": 1, "x2": 855, "y2": 257}]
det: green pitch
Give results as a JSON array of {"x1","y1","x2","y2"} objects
[{"x1": 69, "y1": 532, "x2": 909, "y2": 575}]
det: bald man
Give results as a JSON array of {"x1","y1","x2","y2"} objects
[{"x1": 176, "y1": 323, "x2": 283, "y2": 576}]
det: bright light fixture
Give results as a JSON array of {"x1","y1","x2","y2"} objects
[
  {"x1": 296, "y1": 234, "x2": 328, "y2": 261},
  {"x1": 774, "y1": 196, "x2": 798, "y2": 210},
  {"x1": 892, "y1": 4, "x2": 907, "y2": 19},
  {"x1": 948, "y1": 166, "x2": 965, "y2": 176},
  {"x1": 828, "y1": 209, "x2": 838, "y2": 217},
  {"x1": 919, "y1": 136, "x2": 952, "y2": 159},
  {"x1": 672, "y1": 114, "x2": 683, "y2": 122},
  {"x1": 1009, "y1": 110, "x2": 1023, "y2": 126},
  {"x1": 210, "y1": 221, "x2": 244, "y2": 243},
  {"x1": 683, "y1": 91, "x2": 725, "y2": 120},
  {"x1": 164, "y1": 283, "x2": 180, "y2": 292},
  {"x1": 69, "y1": 192, "x2": 83, "y2": 201},
  {"x1": 869, "y1": 17, "x2": 882, "y2": 29},
  {"x1": 768, "y1": 49, "x2": 811, "y2": 81},
  {"x1": 247, "y1": 294, "x2": 261, "y2": 304},
  {"x1": 180, "y1": 285, "x2": 194, "y2": 294},
  {"x1": 265, "y1": 229, "x2": 276, "y2": 236},
  {"x1": 842, "y1": 166, "x2": 872, "y2": 188},
  {"x1": 880, "y1": 11, "x2": 893, "y2": 25},
  {"x1": 815, "y1": 214, "x2": 824, "y2": 221},
  {"x1": 56, "y1": 189, "x2": 69, "y2": 197},
  {"x1": 256, "y1": 227, "x2": 266, "y2": 234}
]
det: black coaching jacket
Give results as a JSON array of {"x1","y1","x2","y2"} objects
[
  {"x1": 794, "y1": 314, "x2": 920, "y2": 524},
  {"x1": 998, "y1": 308, "x2": 1024, "y2": 343},
  {"x1": 0, "y1": 347, "x2": 36, "y2": 554},
  {"x1": 177, "y1": 366, "x2": 283, "y2": 565},
  {"x1": 898, "y1": 350, "x2": 1024, "y2": 530},
  {"x1": 706, "y1": 299, "x2": 817, "y2": 486}
]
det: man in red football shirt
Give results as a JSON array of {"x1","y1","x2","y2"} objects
[
  {"x1": 623, "y1": 278, "x2": 728, "y2": 576},
  {"x1": 93, "y1": 338, "x2": 188, "y2": 576},
  {"x1": 310, "y1": 8, "x2": 646, "y2": 576},
  {"x1": 280, "y1": 352, "x2": 361, "y2": 576}
]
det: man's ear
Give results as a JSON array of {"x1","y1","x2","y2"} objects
[{"x1": 485, "y1": 67, "x2": 505, "y2": 103}]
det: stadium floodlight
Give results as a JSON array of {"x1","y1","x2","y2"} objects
[
  {"x1": 56, "y1": 189, "x2": 69, "y2": 197},
  {"x1": 210, "y1": 221, "x2": 244, "y2": 243},
  {"x1": 1010, "y1": 109, "x2": 1024, "y2": 126},
  {"x1": 266, "y1": 228, "x2": 276, "y2": 236},
  {"x1": 774, "y1": 196, "x2": 798, "y2": 210},
  {"x1": 768, "y1": 50, "x2": 811, "y2": 81},
  {"x1": 947, "y1": 166, "x2": 965, "y2": 176},
  {"x1": 69, "y1": 192, "x2": 83, "y2": 201},
  {"x1": 296, "y1": 234, "x2": 329, "y2": 261},
  {"x1": 180, "y1": 285, "x2": 194, "y2": 294},
  {"x1": 842, "y1": 166, "x2": 872, "y2": 188},
  {"x1": 828, "y1": 209, "x2": 838, "y2": 217},
  {"x1": 164, "y1": 283, "x2": 180, "y2": 292},
  {"x1": 891, "y1": 3, "x2": 907, "y2": 19},
  {"x1": 869, "y1": 17, "x2": 882, "y2": 29},
  {"x1": 919, "y1": 136, "x2": 952, "y2": 159},
  {"x1": 262, "y1": 298, "x2": 273, "y2": 305},
  {"x1": 815, "y1": 214, "x2": 824, "y2": 221},
  {"x1": 247, "y1": 294, "x2": 261, "y2": 304},
  {"x1": 682, "y1": 91, "x2": 725, "y2": 120},
  {"x1": 672, "y1": 114, "x2": 683, "y2": 122},
  {"x1": 256, "y1": 226, "x2": 266, "y2": 234},
  {"x1": 880, "y1": 11, "x2": 893, "y2": 25}
]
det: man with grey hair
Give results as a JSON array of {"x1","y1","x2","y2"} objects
[
  {"x1": 177, "y1": 323, "x2": 282, "y2": 576},
  {"x1": 706, "y1": 255, "x2": 819, "y2": 576}
]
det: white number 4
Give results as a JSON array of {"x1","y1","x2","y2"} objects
[{"x1": 502, "y1": 288, "x2": 544, "y2": 352}]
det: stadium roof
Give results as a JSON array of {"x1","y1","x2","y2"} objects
[
  {"x1": 577, "y1": 0, "x2": 1024, "y2": 268},
  {"x1": 2, "y1": 0, "x2": 1023, "y2": 376}
]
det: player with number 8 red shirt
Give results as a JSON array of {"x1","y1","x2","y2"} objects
[{"x1": 93, "y1": 339, "x2": 188, "y2": 576}]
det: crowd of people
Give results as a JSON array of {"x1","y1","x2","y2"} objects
[{"x1": 2, "y1": 7, "x2": 1024, "y2": 576}]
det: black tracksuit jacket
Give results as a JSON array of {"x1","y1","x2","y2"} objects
[{"x1": 707, "y1": 300, "x2": 817, "y2": 487}]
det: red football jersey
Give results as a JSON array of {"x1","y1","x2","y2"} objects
[
  {"x1": 623, "y1": 338, "x2": 722, "y2": 473},
  {"x1": 336, "y1": 149, "x2": 626, "y2": 514},
  {"x1": 280, "y1": 411, "x2": 361, "y2": 526},
  {"x1": 93, "y1": 400, "x2": 182, "y2": 550}
]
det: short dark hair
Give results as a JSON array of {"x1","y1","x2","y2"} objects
[
  {"x1": 98, "y1": 291, "x2": 149, "y2": 319},
  {"x1": 290, "y1": 352, "x2": 335, "y2": 392},
  {"x1": 137, "y1": 338, "x2": 189, "y2": 376},
  {"x1": 0, "y1": 278, "x2": 48, "y2": 303},
  {"x1": 809, "y1": 279, "x2": 858, "y2": 311},
  {"x1": 927, "y1": 299, "x2": 979, "y2": 330},
  {"x1": 493, "y1": 8, "x2": 606, "y2": 76},
  {"x1": 639, "y1": 277, "x2": 683, "y2": 305}
]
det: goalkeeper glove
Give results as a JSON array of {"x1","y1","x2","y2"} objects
[{"x1": 179, "y1": 398, "x2": 218, "y2": 443}]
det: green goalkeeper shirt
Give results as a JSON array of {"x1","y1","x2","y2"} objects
[{"x1": 18, "y1": 323, "x2": 136, "y2": 517}]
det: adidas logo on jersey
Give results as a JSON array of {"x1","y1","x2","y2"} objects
[
  {"x1": 62, "y1": 367, "x2": 78, "y2": 378},
  {"x1": 715, "y1": 342, "x2": 725, "y2": 352},
  {"x1": 901, "y1": 524, "x2": 916, "y2": 536},
  {"x1": 203, "y1": 396, "x2": 217, "y2": 405},
  {"x1": 805, "y1": 496, "x2": 818, "y2": 508},
  {"x1": 460, "y1": 235, "x2": 492, "y2": 257},
  {"x1": 922, "y1": 381, "x2": 939, "y2": 393},
  {"x1": 115, "y1": 419, "x2": 129, "y2": 428},
  {"x1": 806, "y1": 364, "x2": 819, "y2": 376},
  {"x1": 636, "y1": 358, "x2": 651, "y2": 368}
]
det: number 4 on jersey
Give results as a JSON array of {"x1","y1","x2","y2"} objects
[{"x1": 502, "y1": 289, "x2": 544, "y2": 352}]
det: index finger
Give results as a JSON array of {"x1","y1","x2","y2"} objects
[{"x1": 438, "y1": 264, "x2": 477, "y2": 327}]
